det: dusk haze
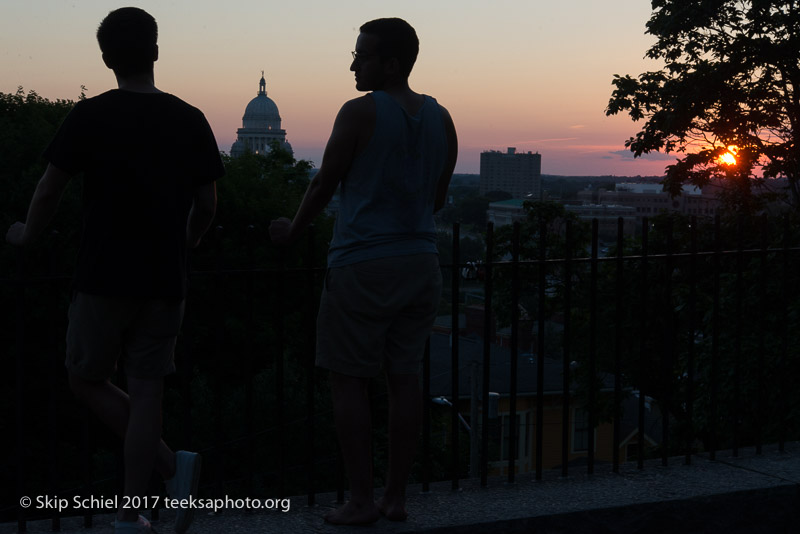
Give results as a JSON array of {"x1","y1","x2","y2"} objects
[
  {"x1": 1, "y1": 0, "x2": 673, "y2": 176},
  {"x1": 4, "y1": 3, "x2": 800, "y2": 532}
]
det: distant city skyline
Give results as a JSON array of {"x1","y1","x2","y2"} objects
[{"x1": 2, "y1": 0, "x2": 677, "y2": 176}]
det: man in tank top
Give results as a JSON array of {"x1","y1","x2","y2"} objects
[{"x1": 270, "y1": 17, "x2": 457, "y2": 525}]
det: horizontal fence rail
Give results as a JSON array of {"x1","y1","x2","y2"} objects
[{"x1": 3, "y1": 215, "x2": 800, "y2": 531}]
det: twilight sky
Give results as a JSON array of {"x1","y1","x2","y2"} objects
[{"x1": 1, "y1": 0, "x2": 677, "y2": 176}]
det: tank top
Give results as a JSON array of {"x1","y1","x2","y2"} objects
[{"x1": 327, "y1": 90, "x2": 448, "y2": 267}]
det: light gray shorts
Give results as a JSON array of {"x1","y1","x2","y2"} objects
[
  {"x1": 66, "y1": 292, "x2": 185, "y2": 380},
  {"x1": 316, "y1": 253, "x2": 442, "y2": 377}
]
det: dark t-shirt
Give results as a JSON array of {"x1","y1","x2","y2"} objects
[{"x1": 44, "y1": 89, "x2": 225, "y2": 299}]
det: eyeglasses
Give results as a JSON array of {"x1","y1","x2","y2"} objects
[{"x1": 351, "y1": 51, "x2": 373, "y2": 62}]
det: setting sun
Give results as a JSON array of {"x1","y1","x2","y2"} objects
[{"x1": 718, "y1": 145, "x2": 738, "y2": 166}]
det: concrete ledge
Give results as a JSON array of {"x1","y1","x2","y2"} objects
[
  {"x1": 5, "y1": 442, "x2": 799, "y2": 533},
  {"x1": 423, "y1": 486, "x2": 799, "y2": 534}
]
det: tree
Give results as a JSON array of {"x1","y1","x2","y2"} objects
[
  {"x1": 1, "y1": 88, "x2": 82, "y2": 261},
  {"x1": 436, "y1": 193, "x2": 493, "y2": 229},
  {"x1": 606, "y1": 0, "x2": 800, "y2": 212},
  {"x1": 491, "y1": 201, "x2": 591, "y2": 329}
]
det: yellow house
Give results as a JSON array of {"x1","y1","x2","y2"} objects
[{"x1": 428, "y1": 333, "x2": 662, "y2": 475}]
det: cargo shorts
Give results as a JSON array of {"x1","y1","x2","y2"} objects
[
  {"x1": 316, "y1": 253, "x2": 442, "y2": 377},
  {"x1": 65, "y1": 292, "x2": 184, "y2": 380}
]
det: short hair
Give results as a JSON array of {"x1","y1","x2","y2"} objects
[
  {"x1": 359, "y1": 18, "x2": 419, "y2": 77},
  {"x1": 96, "y1": 7, "x2": 158, "y2": 77}
]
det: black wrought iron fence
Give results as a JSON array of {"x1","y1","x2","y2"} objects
[{"x1": 3, "y1": 215, "x2": 799, "y2": 532}]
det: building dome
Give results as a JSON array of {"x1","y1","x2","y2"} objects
[
  {"x1": 242, "y1": 74, "x2": 282, "y2": 130},
  {"x1": 231, "y1": 72, "x2": 292, "y2": 158}
]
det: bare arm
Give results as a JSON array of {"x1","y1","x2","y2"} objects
[
  {"x1": 434, "y1": 105, "x2": 458, "y2": 212},
  {"x1": 186, "y1": 181, "x2": 217, "y2": 248},
  {"x1": 6, "y1": 164, "x2": 73, "y2": 246},
  {"x1": 269, "y1": 96, "x2": 371, "y2": 244}
]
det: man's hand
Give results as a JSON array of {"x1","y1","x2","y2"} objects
[
  {"x1": 8, "y1": 164, "x2": 72, "y2": 247},
  {"x1": 267, "y1": 98, "x2": 365, "y2": 248},
  {"x1": 269, "y1": 217, "x2": 294, "y2": 245},
  {"x1": 6, "y1": 222, "x2": 27, "y2": 246},
  {"x1": 186, "y1": 182, "x2": 217, "y2": 249}
]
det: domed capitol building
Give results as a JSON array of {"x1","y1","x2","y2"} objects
[{"x1": 230, "y1": 72, "x2": 292, "y2": 157}]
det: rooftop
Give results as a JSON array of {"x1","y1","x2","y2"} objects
[{"x1": 487, "y1": 199, "x2": 527, "y2": 208}]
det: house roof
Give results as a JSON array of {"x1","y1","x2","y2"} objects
[
  {"x1": 488, "y1": 198, "x2": 527, "y2": 208},
  {"x1": 618, "y1": 394, "x2": 664, "y2": 444},
  {"x1": 427, "y1": 333, "x2": 664, "y2": 444},
  {"x1": 427, "y1": 333, "x2": 614, "y2": 398}
]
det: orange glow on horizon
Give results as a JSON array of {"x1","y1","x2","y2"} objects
[{"x1": 0, "y1": 1, "x2": 670, "y2": 176}]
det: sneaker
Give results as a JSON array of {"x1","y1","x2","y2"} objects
[
  {"x1": 115, "y1": 514, "x2": 154, "y2": 533},
  {"x1": 165, "y1": 450, "x2": 202, "y2": 533}
]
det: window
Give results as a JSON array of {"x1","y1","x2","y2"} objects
[
  {"x1": 572, "y1": 408, "x2": 590, "y2": 453},
  {"x1": 489, "y1": 412, "x2": 531, "y2": 461},
  {"x1": 626, "y1": 442, "x2": 640, "y2": 462},
  {"x1": 499, "y1": 412, "x2": 531, "y2": 461}
]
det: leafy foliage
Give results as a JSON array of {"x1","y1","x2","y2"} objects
[
  {"x1": 189, "y1": 145, "x2": 329, "y2": 272},
  {"x1": 606, "y1": 0, "x2": 800, "y2": 211},
  {"x1": 436, "y1": 193, "x2": 492, "y2": 229},
  {"x1": 484, "y1": 200, "x2": 800, "y2": 456},
  {"x1": 491, "y1": 201, "x2": 591, "y2": 328},
  {"x1": 0, "y1": 88, "x2": 83, "y2": 275},
  {"x1": 0, "y1": 87, "x2": 79, "y2": 187}
]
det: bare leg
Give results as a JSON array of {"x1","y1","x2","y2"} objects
[
  {"x1": 114, "y1": 376, "x2": 165, "y2": 522},
  {"x1": 324, "y1": 372, "x2": 380, "y2": 525},
  {"x1": 378, "y1": 372, "x2": 421, "y2": 521},
  {"x1": 68, "y1": 373, "x2": 176, "y2": 483}
]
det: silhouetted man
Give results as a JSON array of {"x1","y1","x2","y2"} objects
[
  {"x1": 269, "y1": 17, "x2": 457, "y2": 524},
  {"x1": 6, "y1": 7, "x2": 223, "y2": 534}
]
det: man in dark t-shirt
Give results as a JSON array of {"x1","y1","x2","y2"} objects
[
  {"x1": 44, "y1": 89, "x2": 222, "y2": 299},
  {"x1": 6, "y1": 8, "x2": 223, "y2": 534}
]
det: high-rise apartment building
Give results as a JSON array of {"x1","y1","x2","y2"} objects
[{"x1": 480, "y1": 147, "x2": 541, "y2": 199}]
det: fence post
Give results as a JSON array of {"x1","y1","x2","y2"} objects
[
  {"x1": 274, "y1": 235, "x2": 287, "y2": 498},
  {"x1": 15, "y1": 246, "x2": 28, "y2": 533},
  {"x1": 480, "y1": 222, "x2": 494, "y2": 487},
  {"x1": 710, "y1": 215, "x2": 721, "y2": 461},
  {"x1": 306, "y1": 225, "x2": 317, "y2": 506},
  {"x1": 213, "y1": 225, "x2": 226, "y2": 499},
  {"x1": 637, "y1": 218, "x2": 649, "y2": 470},
  {"x1": 588, "y1": 219, "x2": 598, "y2": 475},
  {"x1": 756, "y1": 216, "x2": 768, "y2": 455},
  {"x1": 613, "y1": 217, "x2": 624, "y2": 473},
  {"x1": 662, "y1": 218, "x2": 674, "y2": 467},
  {"x1": 422, "y1": 338, "x2": 432, "y2": 492},
  {"x1": 46, "y1": 231, "x2": 62, "y2": 530},
  {"x1": 450, "y1": 222, "x2": 460, "y2": 490},
  {"x1": 779, "y1": 217, "x2": 789, "y2": 453},
  {"x1": 561, "y1": 220, "x2": 572, "y2": 478},
  {"x1": 733, "y1": 218, "x2": 744, "y2": 457},
  {"x1": 686, "y1": 217, "x2": 697, "y2": 465},
  {"x1": 507, "y1": 222, "x2": 520, "y2": 484},
  {"x1": 245, "y1": 225, "x2": 256, "y2": 498},
  {"x1": 535, "y1": 217, "x2": 546, "y2": 480}
]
